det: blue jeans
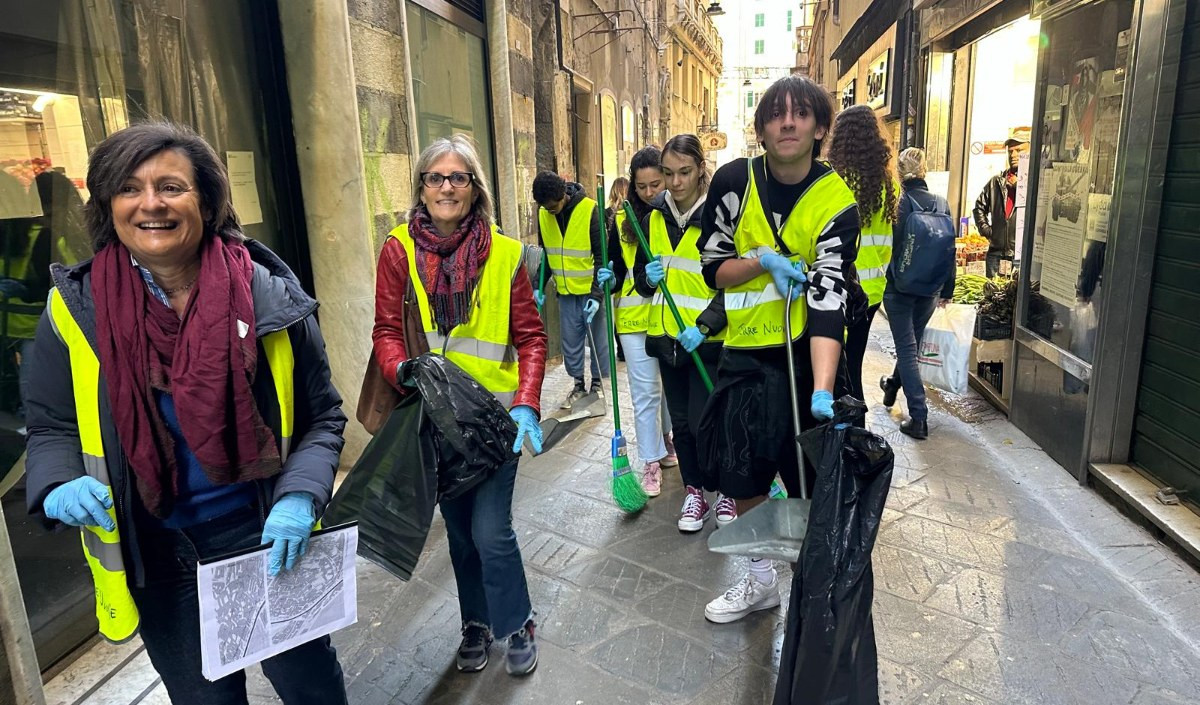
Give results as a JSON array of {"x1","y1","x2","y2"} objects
[
  {"x1": 883, "y1": 288, "x2": 940, "y2": 422},
  {"x1": 130, "y1": 504, "x2": 347, "y2": 705},
  {"x1": 439, "y1": 457, "x2": 532, "y2": 638},
  {"x1": 558, "y1": 293, "x2": 610, "y2": 384}
]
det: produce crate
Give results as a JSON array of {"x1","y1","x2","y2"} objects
[
  {"x1": 974, "y1": 314, "x2": 1013, "y2": 341},
  {"x1": 977, "y1": 361, "x2": 1004, "y2": 391}
]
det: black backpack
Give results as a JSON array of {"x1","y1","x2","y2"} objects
[{"x1": 890, "y1": 193, "x2": 956, "y2": 296}]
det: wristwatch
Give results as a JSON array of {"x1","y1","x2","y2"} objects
[{"x1": 696, "y1": 323, "x2": 712, "y2": 336}]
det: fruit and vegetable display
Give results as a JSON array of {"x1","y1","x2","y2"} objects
[
  {"x1": 956, "y1": 234, "x2": 990, "y2": 269},
  {"x1": 952, "y1": 274, "x2": 989, "y2": 305}
]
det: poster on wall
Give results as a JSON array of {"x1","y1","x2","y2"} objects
[
  {"x1": 1030, "y1": 166, "x2": 1052, "y2": 283},
  {"x1": 1090, "y1": 70, "x2": 1124, "y2": 194},
  {"x1": 1041, "y1": 162, "x2": 1090, "y2": 307},
  {"x1": 1012, "y1": 151, "x2": 1031, "y2": 261},
  {"x1": 1063, "y1": 58, "x2": 1100, "y2": 162},
  {"x1": 1085, "y1": 194, "x2": 1111, "y2": 243},
  {"x1": 226, "y1": 151, "x2": 264, "y2": 226}
]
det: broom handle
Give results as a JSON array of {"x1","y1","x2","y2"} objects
[
  {"x1": 598, "y1": 182, "x2": 621, "y2": 430},
  {"x1": 621, "y1": 201, "x2": 715, "y2": 393},
  {"x1": 537, "y1": 249, "x2": 547, "y2": 315}
]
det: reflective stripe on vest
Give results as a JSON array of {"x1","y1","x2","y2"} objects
[
  {"x1": 538, "y1": 197, "x2": 596, "y2": 295},
  {"x1": 646, "y1": 212, "x2": 724, "y2": 341},
  {"x1": 613, "y1": 212, "x2": 651, "y2": 334},
  {"x1": 725, "y1": 161, "x2": 857, "y2": 349},
  {"x1": 47, "y1": 287, "x2": 300, "y2": 644},
  {"x1": 855, "y1": 194, "x2": 894, "y2": 306},
  {"x1": 391, "y1": 224, "x2": 522, "y2": 408}
]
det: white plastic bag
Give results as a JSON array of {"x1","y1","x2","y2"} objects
[{"x1": 917, "y1": 303, "x2": 977, "y2": 395}]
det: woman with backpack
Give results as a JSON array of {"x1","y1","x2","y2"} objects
[
  {"x1": 879, "y1": 148, "x2": 957, "y2": 439},
  {"x1": 827, "y1": 105, "x2": 898, "y2": 403}
]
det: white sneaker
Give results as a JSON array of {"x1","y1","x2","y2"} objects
[{"x1": 704, "y1": 572, "x2": 781, "y2": 623}]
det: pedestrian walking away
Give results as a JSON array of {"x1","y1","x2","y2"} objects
[
  {"x1": 23, "y1": 122, "x2": 349, "y2": 705},
  {"x1": 533, "y1": 170, "x2": 609, "y2": 407},
  {"x1": 828, "y1": 104, "x2": 899, "y2": 403},
  {"x1": 973, "y1": 133, "x2": 1028, "y2": 276},
  {"x1": 632, "y1": 134, "x2": 735, "y2": 533},
  {"x1": 881, "y1": 147, "x2": 957, "y2": 440},
  {"x1": 373, "y1": 135, "x2": 547, "y2": 676},
  {"x1": 595, "y1": 147, "x2": 677, "y2": 498},
  {"x1": 696, "y1": 75, "x2": 860, "y2": 624}
]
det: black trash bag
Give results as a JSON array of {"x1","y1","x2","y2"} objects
[
  {"x1": 323, "y1": 354, "x2": 518, "y2": 580},
  {"x1": 774, "y1": 397, "x2": 893, "y2": 705}
]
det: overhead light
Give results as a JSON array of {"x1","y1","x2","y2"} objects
[{"x1": 706, "y1": 1, "x2": 725, "y2": 16}]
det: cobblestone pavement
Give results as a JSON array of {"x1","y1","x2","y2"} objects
[{"x1": 46, "y1": 321, "x2": 1200, "y2": 704}]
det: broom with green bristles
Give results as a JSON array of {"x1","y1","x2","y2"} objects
[{"x1": 599, "y1": 181, "x2": 648, "y2": 513}]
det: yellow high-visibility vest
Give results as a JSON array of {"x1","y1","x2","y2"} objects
[
  {"x1": 724, "y1": 160, "x2": 857, "y2": 349},
  {"x1": 539, "y1": 197, "x2": 596, "y2": 296},
  {"x1": 612, "y1": 210, "x2": 651, "y2": 334},
  {"x1": 3, "y1": 223, "x2": 46, "y2": 340},
  {"x1": 646, "y1": 210, "x2": 725, "y2": 341},
  {"x1": 46, "y1": 287, "x2": 297, "y2": 643},
  {"x1": 390, "y1": 224, "x2": 523, "y2": 408},
  {"x1": 855, "y1": 188, "x2": 895, "y2": 307}
]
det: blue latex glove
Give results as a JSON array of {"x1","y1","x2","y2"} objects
[
  {"x1": 261, "y1": 492, "x2": 316, "y2": 576},
  {"x1": 510, "y1": 405, "x2": 543, "y2": 454},
  {"x1": 760, "y1": 253, "x2": 807, "y2": 300},
  {"x1": 584, "y1": 298, "x2": 600, "y2": 323},
  {"x1": 43, "y1": 476, "x2": 115, "y2": 531},
  {"x1": 645, "y1": 256, "x2": 666, "y2": 286},
  {"x1": 534, "y1": 290, "x2": 545, "y2": 308},
  {"x1": 395, "y1": 361, "x2": 418, "y2": 389},
  {"x1": 597, "y1": 261, "x2": 615, "y2": 288},
  {"x1": 678, "y1": 326, "x2": 706, "y2": 353},
  {"x1": 811, "y1": 390, "x2": 834, "y2": 421}
]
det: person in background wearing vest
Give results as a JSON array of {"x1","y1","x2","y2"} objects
[
  {"x1": 23, "y1": 123, "x2": 349, "y2": 704},
  {"x1": 697, "y1": 75, "x2": 859, "y2": 624},
  {"x1": 828, "y1": 104, "x2": 898, "y2": 402},
  {"x1": 631, "y1": 134, "x2": 735, "y2": 531},
  {"x1": 880, "y1": 148, "x2": 956, "y2": 439},
  {"x1": 532, "y1": 170, "x2": 609, "y2": 408},
  {"x1": 374, "y1": 135, "x2": 547, "y2": 676},
  {"x1": 596, "y1": 146, "x2": 679, "y2": 497},
  {"x1": 973, "y1": 136, "x2": 1028, "y2": 277}
]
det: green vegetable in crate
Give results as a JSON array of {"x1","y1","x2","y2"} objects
[{"x1": 952, "y1": 274, "x2": 988, "y2": 304}]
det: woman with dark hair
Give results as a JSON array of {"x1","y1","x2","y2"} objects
[
  {"x1": 373, "y1": 135, "x2": 547, "y2": 676},
  {"x1": 596, "y1": 147, "x2": 677, "y2": 496},
  {"x1": 632, "y1": 135, "x2": 733, "y2": 532},
  {"x1": 827, "y1": 104, "x2": 898, "y2": 402},
  {"x1": 23, "y1": 122, "x2": 348, "y2": 703}
]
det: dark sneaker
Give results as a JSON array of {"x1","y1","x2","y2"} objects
[
  {"x1": 900, "y1": 418, "x2": 928, "y2": 440},
  {"x1": 880, "y1": 376, "x2": 900, "y2": 407},
  {"x1": 589, "y1": 380, "x2": 605, "y2": 402},
  {"x1": 456, "y1": 624, "x2": 493, "y2": 672},
  {"x1": 506, "y1": 621, "x2": 539, "y2": 676},
  {"x1": 561, "y1": 382, "x2": 587, "y2": 409}
]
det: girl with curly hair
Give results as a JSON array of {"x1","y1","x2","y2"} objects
[{"x1": 827, "y1": 104, "x2": 898, "y2": 403}]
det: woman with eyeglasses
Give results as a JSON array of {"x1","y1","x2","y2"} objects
[{"x1": 372, "y1": 135, "x2": 547, "y2": 676}]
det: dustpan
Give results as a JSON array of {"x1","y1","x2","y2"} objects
[
  {"x1": 528, "y1": 392, "x2": 606, "y2": 454},
  {"x1": 707, "y1": 498, "x2": 812, "y2": 562}
]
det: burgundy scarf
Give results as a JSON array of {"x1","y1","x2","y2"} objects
[
  {"x1": 408, "y1": 207, "x2": 492, "y2": 334},
  {"x1": 92, "y1": 237, "x2": 281, "y2": 518}
]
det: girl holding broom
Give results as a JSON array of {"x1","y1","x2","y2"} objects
[
  {"x1": 597, "y1": 147, "x2": 679, "y2": 499},
  {"x1": 632, "y1": 134, "x2": 736, "y2": 533}
]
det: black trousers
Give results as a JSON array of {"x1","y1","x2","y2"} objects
[
  {"x1": 658, "y1": 359, "x2": 720, "y2": 491},
  {"x1": 844, "y1": 303, "x2": 881, "y2": 402}
]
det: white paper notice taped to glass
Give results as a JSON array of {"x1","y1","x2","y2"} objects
[{"x1": 197, "y1": 523, "x2": 358, "y2": 682}]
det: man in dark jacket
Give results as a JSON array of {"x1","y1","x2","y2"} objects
[
  {"x1": 533, "y1": 171, "x2": 608, "y2": 408},
  {"x1": 973, "y1": 137, "x2": 1028, "y2": 276}
]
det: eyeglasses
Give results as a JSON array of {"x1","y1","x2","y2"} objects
[{"x1": 420, "y1": 171, "x2": 475, "y2": 189}]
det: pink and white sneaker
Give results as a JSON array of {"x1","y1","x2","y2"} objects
[
  {"x1": 661, "y1": 433, "x2": 679, "y2": 468},
  {"x1": 641, "y1": 462, "x2": 662, "y2": 497},
  {"x1": 678, "y1": 486, "x2": 710, "y2": 532},
  {"x1": 714, "y1": 494, "x2": 738, "y2": 527}
]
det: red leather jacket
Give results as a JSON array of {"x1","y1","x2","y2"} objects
[{"x1": 372, "y1": 236, "x2": 548, "y2": 415}]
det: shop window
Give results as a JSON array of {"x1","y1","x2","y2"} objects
[
  {"x1": 755, "y1": 40, "x2": 765, "y2": 55},
  {"x1": 1022, "y1": 0, "x2": 1134, "y2": 362},
  {"x1": 787, "y1": 11, "x2": 793, "y2": 31},
  {"x1": 408, "y1": 4, "x2": 495, "y2": 191},
  {"x1": 923, "y1": 51, "x2": 954, "y2": 175},
  {"x1": 755, "y1": 13, "x2": 765, "y2": 28},
  {"x1": 746, "y1": 91, "x2": 756, "y2": 109},
  {"x1": 600, "y1": 94, "x2": 619, "y2": 189}
]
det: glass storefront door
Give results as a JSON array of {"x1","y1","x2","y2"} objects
[
  {"x1": 1011, "y1": 0, "x2": 1134, "y2": 476},
  {"x1": 0, "y1": 0, "x2": 307, "y2": 671}
]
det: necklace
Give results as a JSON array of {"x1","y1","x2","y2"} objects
[{"x1": 162, "y1": 276, "x2": 198, "y2": 296}]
